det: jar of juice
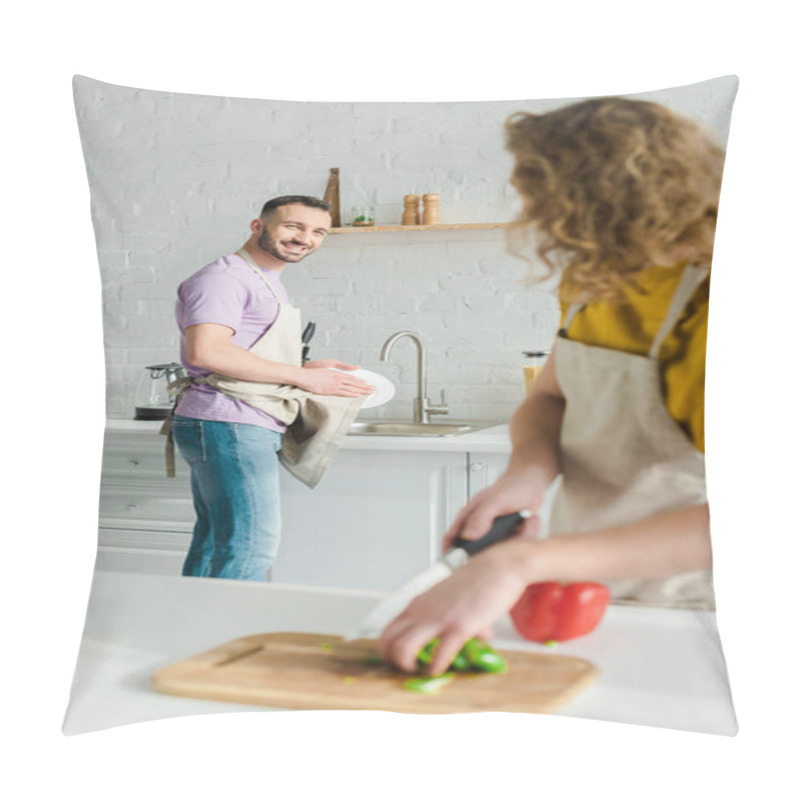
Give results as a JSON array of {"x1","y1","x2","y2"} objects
[{"x1": 522, "y1": 351, "x2": 549, "y2": 392}]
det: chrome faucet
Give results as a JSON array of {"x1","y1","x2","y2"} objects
[{"x1": 380, "y1": 331, "x2": 449, "y2": 424}]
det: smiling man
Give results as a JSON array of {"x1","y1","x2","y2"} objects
[{"x1": 169, "y1": 196, "x2": 375, "y2": 581}]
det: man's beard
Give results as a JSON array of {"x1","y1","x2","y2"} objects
[{"x1": 257, "y1": 230, "x2": 309, "y2": 263}]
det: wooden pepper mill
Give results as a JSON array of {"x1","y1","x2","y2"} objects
[
  {"x1": 422, "y1": 193, "x2": 440, "y2": 225},
  {"x1": 402, "y1": 194, "x2": 420, "y2": 225},
  {"x1": 323, "y1": 168, "x2": 341, "y2": 227}
]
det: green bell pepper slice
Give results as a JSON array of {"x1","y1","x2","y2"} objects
[
  {"x1": 415, "y1": 637, "x2": 507, "y2": 674},
  {"x1": 403, "y1": 673, "x2": 455, "y2": 694},
  {"x1": 461, "y1": 638, "x2": 508, "y2": 673}
]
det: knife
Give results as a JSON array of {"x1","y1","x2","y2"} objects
[
  {"x1": 301, "y1": 321, "x2": 316, "y2": 364},
  {"x1": 348, "y1": 510, "x2": 532, "y2": 640}
]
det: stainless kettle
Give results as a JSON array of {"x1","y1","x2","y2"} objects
[{"x1": 134, "y1": 362, "x2": 186, "y2": 420}]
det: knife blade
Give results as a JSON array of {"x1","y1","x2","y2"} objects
[{"x1": 347, "y1": 510, "x2": 531, "y2": 640}]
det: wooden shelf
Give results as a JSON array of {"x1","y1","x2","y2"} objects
[{"x1": 330, "y1": 222, "x2": 511, "y2": 234}]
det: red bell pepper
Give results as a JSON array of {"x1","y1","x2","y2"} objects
[{"x1": 509, "y1": 581, "x2": 611, "y2": 643}]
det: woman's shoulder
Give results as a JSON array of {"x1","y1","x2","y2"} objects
[
  {"x1": 558, "y1": 263, "x2": 709, "y2": 352},
  {"x1": 560, "y1": 263, "x2": 708, "y2": 310}
]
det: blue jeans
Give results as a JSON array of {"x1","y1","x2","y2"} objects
[{"x1": 171, "y1": 415, "x2": 283, "y2": 581}]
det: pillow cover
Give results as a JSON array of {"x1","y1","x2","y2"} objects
[{"x1": 64, "y1": 74, "x2": 739, "y2": 736}]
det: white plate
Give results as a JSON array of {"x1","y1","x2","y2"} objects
[{"x1": 330, "y1": 367, "x2": 395, "y2": 409}]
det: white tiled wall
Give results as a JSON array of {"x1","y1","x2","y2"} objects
[{"x1": 73, "y1": 75, "x2": 734, "y2": 421}]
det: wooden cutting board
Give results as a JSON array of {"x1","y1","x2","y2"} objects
[{"x1": 151, "y1": 632, "x2": 597, "y2": 714}]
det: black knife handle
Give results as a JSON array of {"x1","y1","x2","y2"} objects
[
  {"x1": 451, "y1": 510, "x2": 530, "y2": 556},
  {"x1": 303, "y1": 321, "x2": 316, "y2": 342}
]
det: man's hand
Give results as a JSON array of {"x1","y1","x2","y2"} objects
[
  {"x1": 185, "y1": 325, "x2": 377, "y2": 397},
  {"x1": 303, "y1": 359, "x2": 359, "y2": 371},
  {"x1": 297, "y1": 360, "x2": 376, "y2": 397}
]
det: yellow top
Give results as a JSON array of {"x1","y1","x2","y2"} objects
[{"x1": 559, "y1": 264, "x2": 709, "y2": 452}]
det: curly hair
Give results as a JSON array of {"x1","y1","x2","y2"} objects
[{"x1": 505, "y1": 97, "x2": 726, "y2": 303}]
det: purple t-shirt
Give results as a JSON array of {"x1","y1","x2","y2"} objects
[{"x1": 174, "y1": 253, "x2": 291, "y2": 431}]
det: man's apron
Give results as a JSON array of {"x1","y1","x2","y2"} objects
[
  {"x1": 548, "y1": 265, "x2": 714, "y2": 610},
  {"x1": 161, "y1": 250, "x2": 365, "y2": 488}
]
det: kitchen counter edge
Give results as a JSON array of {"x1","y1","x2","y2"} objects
[{"x1": 103, "y1": 418, "x2": 513, "y2": 453}]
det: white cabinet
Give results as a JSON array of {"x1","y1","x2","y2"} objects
[
  {"x1": 95, "y1": 528, "x2": 189, "y2": 576},
  {"x1": 94, "y1": 423, "x2": 566, "y2": 586},
  {"x1": 466, "y1": 452, "x2": 509, "y2": 497},
  {"x1": 97, "y1": 429, "x2": 194, "y2": 575},
  {"x1": 96, "y1": 426, "x2": 491, "y2": 589},
  {"x1": 273, "y1": 450, "x2": 467, "y2": 590}
]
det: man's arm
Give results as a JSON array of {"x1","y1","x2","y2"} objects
[{"x1": 184, "y1": 323, "x2": 375, "y2": 397}]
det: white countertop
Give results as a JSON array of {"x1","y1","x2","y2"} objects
[
  {"x1": 105, "y1": 418, "x2": 513, "y2": 453},
  {"x1": 63, "y1": 571, "x2": 737, "y2": 736}
]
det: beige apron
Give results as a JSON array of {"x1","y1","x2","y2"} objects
[
  {"x1": 548, "y1": 265, "x2": 714, "y2": 610},
  {"x1": 161, "y1": 250, "x2": 365, "y2": 488}
]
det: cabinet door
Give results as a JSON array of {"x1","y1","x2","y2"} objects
[
  {"x1": 102, "y1": 432, "x2": 190, "y2": 481},
  {"x1": 99, "y1": 431, "x2": 195, "y2": 532},
  {"x1": 272, "y1": 450, "x2": 468, "y2": 591},
  {"x1": 96, "y1": 527, "x2": 189, "y2": 576},
  {"x1": 466, "y1": 452, "x2": 510, "y2": 497},
  {"x1": 98, "y1": 479, "x2": 195, "y2": 533},
  {"x1": 98, "y1": 430, "x2": 194, "y2": 576}
]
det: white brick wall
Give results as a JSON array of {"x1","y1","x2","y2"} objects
[
  {"x1": 73, "y1": 76, "x2": 560, "y2": 421},
  {"x1": 73, "y1": 75, "x2": 734, "y2": 421}
]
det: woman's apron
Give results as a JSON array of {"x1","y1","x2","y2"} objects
[
  {"x1": 161, "y1": 249, "x2": 365, "y2": 488},
  {"x1": 548, "y1": 265, "x2": 714, "y2": 610}
]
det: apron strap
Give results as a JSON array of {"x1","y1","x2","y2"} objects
[
  {"x1": 560, "y1": 302, "x2": 584, "y2": 334},
  {"x1": 559, "y1": 288, "x2": 593, "y2": 336},
  {"x1": 159, "y1": 411, "x2": 177, "y2": 478},
  {"x1": 159, "y1": 376, "x2": 202, "y2": 477},
  {"x1": 648, "y1": 265, "x2": 710, "y2": 359},
  {"x1": 236, "y1": 249, "x2": 283, "y2": 303}
]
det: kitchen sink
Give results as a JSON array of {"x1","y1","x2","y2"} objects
[{"x1": 348, "y1": 420, "x2": 501, "y2": 437}]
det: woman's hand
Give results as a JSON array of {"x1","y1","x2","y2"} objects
[
  {"x1": 442, "y1": 471, "x2": 546, "y2": 551},
  {"x1": 377, "y1": 540, "x2": 534, "y2": 676},
  {"x1": 296, "y1": 360, "x2": 376, "y2": 397},
  {"x1": 441, "y1": 355, "x2": 564, "y2": 552}
]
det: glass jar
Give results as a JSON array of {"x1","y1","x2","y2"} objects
[
  {"x1": 522, "y1": 351, "x2": 549, "y2": 393},
  {"x1": 350, "y1": 205, "x2": 375, "y2": 226}
]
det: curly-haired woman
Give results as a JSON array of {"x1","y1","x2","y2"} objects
[{"x1": 379, "y1": 97, "x2": 728, "y2": 675}]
